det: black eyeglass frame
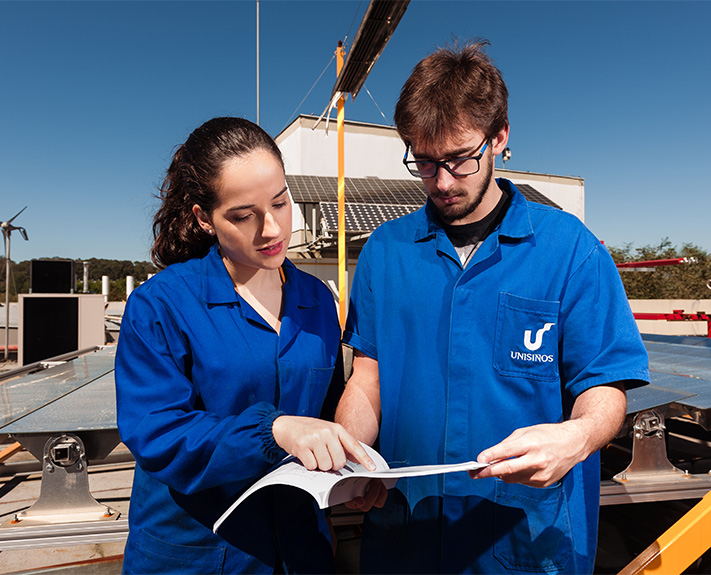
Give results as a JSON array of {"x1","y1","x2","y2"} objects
[{"x1": 402, "y1": 137, "x2": 491, "y2": 179}]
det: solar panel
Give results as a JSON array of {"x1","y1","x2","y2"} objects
[
  {"x1": 626, "y1": 384, "x2": 695, "y2": 414},
  {"x1": 647, "y1": 373, "x2": 711, "y2": 410},
  {"x1": 642, "y1": 334, "x2": 711, "y2": 348},
  {"x1": 646, "y1": 341, "x2": 711, "y2": 381},
  {"x1": 286, "y1": 175, "x2": 334, "y2": 204},
  {"x1": 320, "y1": 202, "x2": 420, "y2": 233},
  {"x1": 287, "y1": 175, "x2": 427, "y2": 206},
  {"x1": 331, "y1": 1, "x2": 409, "y2": 100},
  {"x1": 513, "y1": 183, "x2": 562, "y2": 210},
  {"x1": 623, "y1": 338, "x2": 711, "y2": 413},
  {"x1": 0, "y1": 347, "x2": 116, "y2": 431},
  {"x1": 2, "y1": 372, "x2": 118, "y2": 433},
  {"x1": 287, "y1": 175, "x2": 561, "y2": 212}
]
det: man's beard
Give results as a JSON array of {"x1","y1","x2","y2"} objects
[{"x1": 431, "y1": 157, "x2": 493, "y2": 225}]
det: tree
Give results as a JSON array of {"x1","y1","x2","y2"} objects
[
  {"x1": 609, "y1": 239, "x2": 711, "y2": 299},
  {"x1": 0, "y1": 257, "x2": 157, "y2": 302},
  {"x1": 0, "y1": 258, "x2": 30, "y2": 303}
]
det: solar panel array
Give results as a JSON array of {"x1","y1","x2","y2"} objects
[
  {"x1": 287, "y1": 175, "x2": 427, "y2": 206},
  {"x1": 287, "y1": 175, "x2": 562, "y2": 234},
  {"x1": 320, "y1": 202, "x2": 420, "y2": 233}
]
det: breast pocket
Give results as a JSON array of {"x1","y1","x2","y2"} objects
[
  {"x1": 305, "y1": 366, "x2": 335, "y2": 417},
  {"x1": 277, "y1": 360, "x2": 334, "y2": 417},
  {"x1": 494, "y1": 293, "x2": 560, "y2": 382}
]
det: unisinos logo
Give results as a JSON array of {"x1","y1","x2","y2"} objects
[
  {"x1": 510, "y1": 322, "x2": 556, "y2": 363},
  {"x1": 524, "y1": 323, "x2": 555, "y2": 351}
]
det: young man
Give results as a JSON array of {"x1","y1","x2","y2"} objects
[{"x1": 335, "y1": 41, "x2": 649, "y2": 574}]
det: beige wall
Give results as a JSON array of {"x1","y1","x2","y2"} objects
[{"x1": 291, "y1": 258, "x2": 353, "y2": 307}]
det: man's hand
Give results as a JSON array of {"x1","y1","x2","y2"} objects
[
  {"x1": 272, "y1": 416, "x2": 376, "y2": 472},
  {"x1": 471, "y1": 383, "x2": 627, "y2": 487},
  {"x1": 471, "y1": 420, "x2": 588, "y2": 487},
  {"x1": 343, "y1": 479, "x2": 388, "y2": 512}
]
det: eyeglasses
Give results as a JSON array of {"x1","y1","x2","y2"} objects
[{"x1": 402, "y1": 137, "x2": 490, "y2": 179}]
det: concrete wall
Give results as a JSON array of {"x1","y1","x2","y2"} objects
[{"x1": 630, "y1": 299, "x2": 711, "y2": 337}]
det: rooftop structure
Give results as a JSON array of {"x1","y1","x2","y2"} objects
[
  {"x1": 277, "y1": 115, "x2": 584, "y2": 260},
  {"x1": 2, "y1": 336, "x2": 711, "y2": 572}
]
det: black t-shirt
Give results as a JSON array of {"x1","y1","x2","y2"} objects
[{"x1": 436, "y1": 187, "x2": 511, "y2": 266}]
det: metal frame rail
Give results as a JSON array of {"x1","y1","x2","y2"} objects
[
  {"x1": 0, "y1": 518, "x2": 128, "y2": 550},
  {"x1": 0, "y1": 346, "x2": 101, "y2": 383}
]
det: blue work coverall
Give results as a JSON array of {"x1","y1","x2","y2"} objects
[
  {"x1": 343, "y1": 179, "x2": 649, "y2": 574},
  {"x1": 115, "y1": 244, "x2": 341, "y2": 574}
]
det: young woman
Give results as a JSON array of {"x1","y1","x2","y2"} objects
[{"x1": 115, "y1": 117, "x2": 373, "y2": 574}]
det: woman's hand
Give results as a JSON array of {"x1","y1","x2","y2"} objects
[{"x1": 272, "y1": 415, "x2": 376, "y2": 472}]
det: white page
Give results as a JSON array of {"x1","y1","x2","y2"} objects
[{"x1": 213, "y1": 443, "x2": 488, "y2": 533}]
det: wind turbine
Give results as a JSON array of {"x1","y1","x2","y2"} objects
[{"x1": 2, "y1": 206, "x2": 29, "y2": 361}]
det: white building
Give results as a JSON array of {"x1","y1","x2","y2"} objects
[
  {"x1": 276, "y1": 115, "x2": 585, "y2": 299},
  {"x1": 277, "y1": 115, "x2": 584, "y2": 251}
]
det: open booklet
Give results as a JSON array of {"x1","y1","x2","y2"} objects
[{"x1": 213, "y1": 443, "x2": 488, "y2": 533}]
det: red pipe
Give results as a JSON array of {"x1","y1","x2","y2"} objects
[{"x1": 616, "y1": 258, "x2": 691, "y2": 268}]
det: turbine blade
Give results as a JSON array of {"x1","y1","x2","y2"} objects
[{"x1": 7, "y1": 206, "x2": 28, "y2": 224}]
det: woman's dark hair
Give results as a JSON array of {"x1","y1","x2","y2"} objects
[
  {"x1": 151, "y1": 117, "x2": 284, "y2": 269},
  {"x1": 394, "y1": 39, "x2": 508, "y2": 150}
]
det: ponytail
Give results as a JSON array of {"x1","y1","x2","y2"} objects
[
  {"x1": 150, "y1": 118, "x2": 283, "y2": 269},
  {"x1": 151, "y1": 145, "x2": 216, "y2": 269}
]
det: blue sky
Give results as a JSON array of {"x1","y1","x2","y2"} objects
[{"x1": 1, "y1": 0, "x2": 709, "y2": 263}]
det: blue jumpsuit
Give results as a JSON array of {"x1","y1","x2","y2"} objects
[
  {"x1": 115, "y1": 244, "x2": 341, "y2": 573},
  {"x1": 343, "y1": 179, "x2": 649, "y2": 574}
]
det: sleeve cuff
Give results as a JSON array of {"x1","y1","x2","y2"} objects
[
  {"x1": 342, "y1": 331, "x2": 378, "y2": 360},
  {"x1": 258, "y1": 407, "x2": 287, "y2": 463}
]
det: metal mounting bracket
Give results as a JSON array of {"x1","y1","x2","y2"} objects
[
  {"x1": 613, "y1": 409, "x2": 700, "y2": 485},
  {"x1": 3, "y1": 433, "x2": 119, "y2": 527}
]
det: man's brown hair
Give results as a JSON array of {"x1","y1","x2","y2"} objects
[{"x1": 394, "y1": 39, "x2": 509, "y2": 150}]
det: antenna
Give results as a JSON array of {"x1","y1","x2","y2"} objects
[{"x1": 2, "y1": 206, "x2": 29, "y2": 361}]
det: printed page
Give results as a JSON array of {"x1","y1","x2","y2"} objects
[
  {"x1": 324, "y1": 458, "x2": 489, "y2": 507},
  {"x1": 213, "y1": 443, "x2": 488, "y2": 533}
]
